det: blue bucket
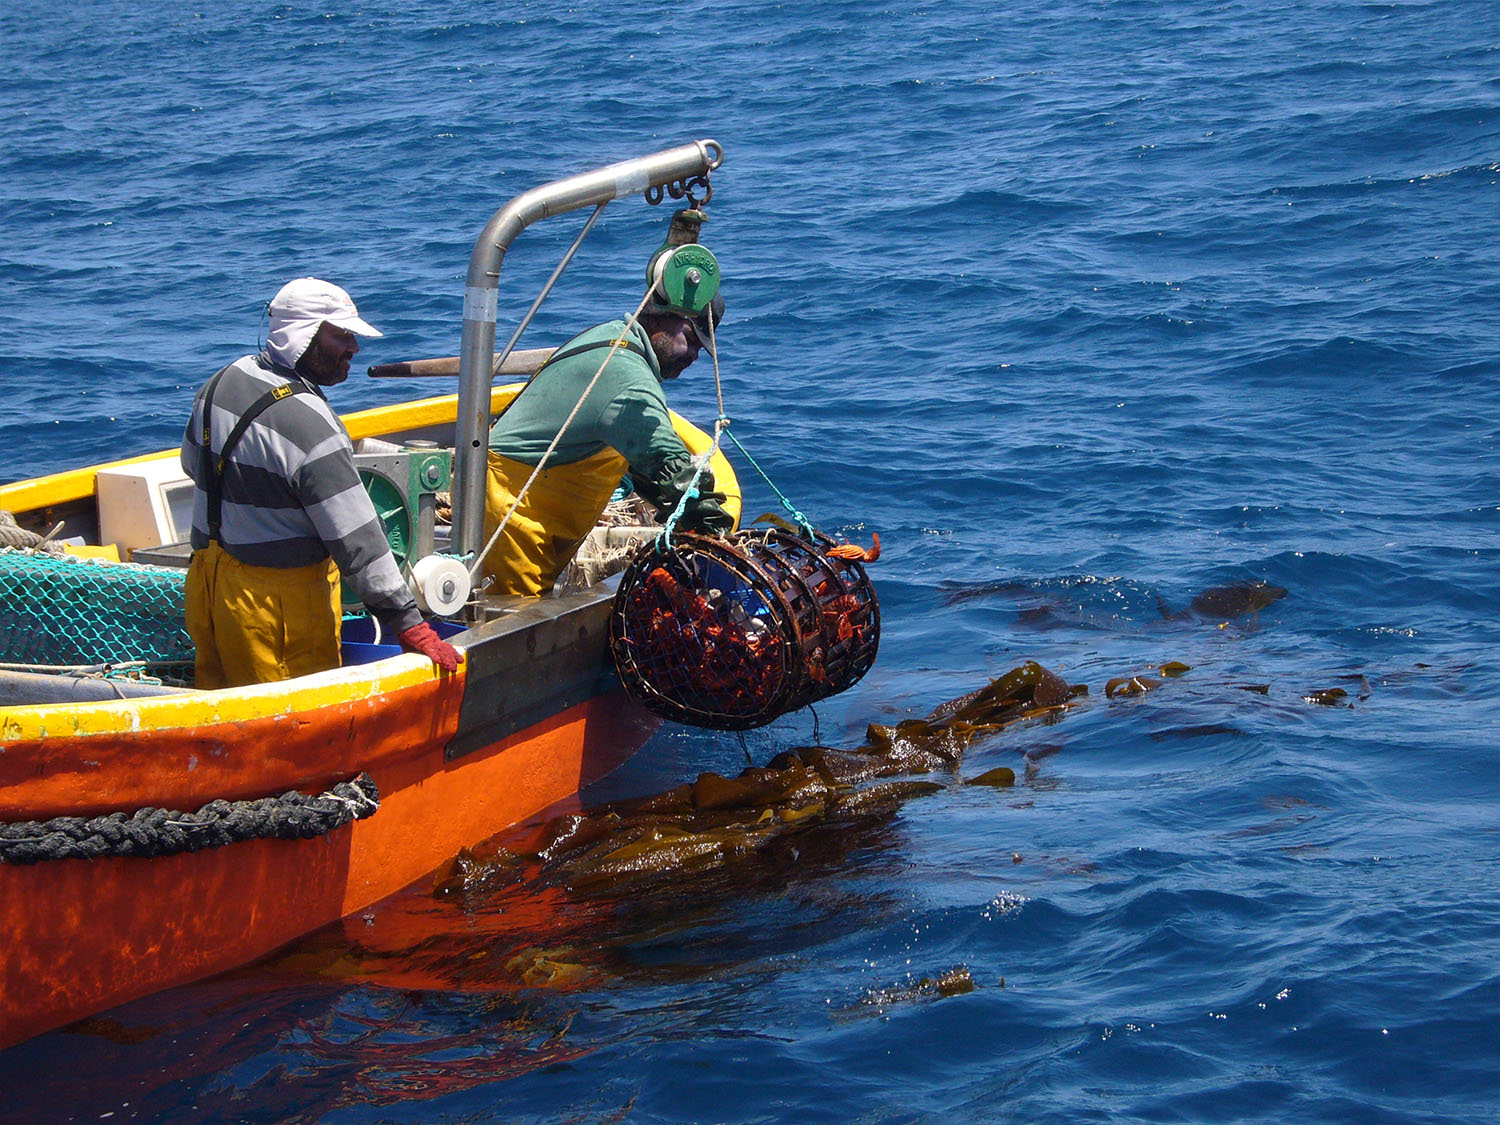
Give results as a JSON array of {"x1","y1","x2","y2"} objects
[{"x1": 340, "y1": 616, "x2": 466, "y2": 667}]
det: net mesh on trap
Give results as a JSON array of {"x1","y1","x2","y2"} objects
[
  {"x1": 0, "y1": 548, "x2": 194, "y2": 673},
  {"x1": 609, "y1": 529, "x2": 880, "y2": 730}
]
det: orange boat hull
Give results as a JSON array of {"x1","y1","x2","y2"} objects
[
  {"x1": 0, "y1": 659, "x2": 658, "y2": 1049},
  {"x1": 0, "y1": 384, "x2": 726, "y2": 1049}
]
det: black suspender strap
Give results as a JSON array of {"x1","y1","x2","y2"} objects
[
  {"x1": 537, "y1": 336, "x2": 649, "y2": 371},
  {"x1": 197, "y1": 368, "x2": 229, "y2": 539},
  {"x1": 201, "y1": 375, "x2": 312, "y2": 542}
]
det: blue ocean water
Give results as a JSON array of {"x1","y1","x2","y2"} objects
[{"x1": 2, "y1": 1, "x2": 1497, "y2": 1121}]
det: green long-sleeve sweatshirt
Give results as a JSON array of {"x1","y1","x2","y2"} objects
[{"x1": 488, "y1": 318, "x2": 690, "y2": 479}]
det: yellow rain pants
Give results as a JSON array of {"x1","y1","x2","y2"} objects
[
  {"x1": 482, "y1": 448, "x2": 627, "y2": 597},
  {"x1": 185, "y1": 541, "x2": 341, "y2": 689}
]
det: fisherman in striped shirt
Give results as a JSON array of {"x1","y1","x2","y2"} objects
[{"x1": 180, "y1": 278, "x2": 461, "y2": 688}]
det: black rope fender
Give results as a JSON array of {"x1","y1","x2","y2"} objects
[{"x1": 0, "y1": 773, "x2": 379, "y2": 865}]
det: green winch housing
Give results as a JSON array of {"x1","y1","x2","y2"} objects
[{"x1": 348, "y1": 447, "x2": 452, "y2": 605}]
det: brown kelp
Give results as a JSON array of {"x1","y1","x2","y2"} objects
[
  {"x1": 836, "y1": 966, "x2": 983, "y2": 1019},
  {"x1": 939, "y1": 577, "x2": 1289, "y2": 627},
  {"x1": 1187, "y1": 581, "x2": 1287, "y2": 619},
  {"x1": 263, "y1": 646, "x2": 1384, "y2": 1022},
  {"x1": 262, "y1": 660, "x2": 1088, "y2": 1004},
  {"x1": 434, "y1": 660, "x2": 1083, "y2": 900}
]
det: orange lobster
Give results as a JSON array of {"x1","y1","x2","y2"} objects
[
  {"x1": 827, "y1": 532, "x2": 881, "y2": 564},
  {"x1": 632, "y1": 567, "x2": 782, "y2": 708}
]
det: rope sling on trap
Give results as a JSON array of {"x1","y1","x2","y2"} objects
[{"x1": 474, "y1": 213, "x2": 880, "y2": 730}]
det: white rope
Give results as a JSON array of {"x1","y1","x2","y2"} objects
[
  {"x1": 0, "y1": 659, "x2": 158, "y2": 674},
  {"x1": 321, "y1": 788, "x2": 380, "y2": 816},
  {"x1": 706, "y1": 309, "x2": 728, "y2": 456},
  {"x1": 468, "y1": 286, "x2": 660, "y2": 581}
]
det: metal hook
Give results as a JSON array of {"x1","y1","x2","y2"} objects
[{"x1": 646, "y1": 173, "x2": 713, "y2": 210}]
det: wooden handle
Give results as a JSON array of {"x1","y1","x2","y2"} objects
[{"x1": 367, "y1": 347, "x2": 556, "y2": 379}]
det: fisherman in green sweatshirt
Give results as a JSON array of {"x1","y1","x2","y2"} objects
[{"x1": 482, "y1": 292, "x2": 734, "y2": 596}]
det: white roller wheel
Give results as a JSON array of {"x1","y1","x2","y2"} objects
[{"x1": 410, "y1": 554, "x2": 471, "y2": 617}]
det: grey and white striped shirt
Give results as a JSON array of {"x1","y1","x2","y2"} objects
[{"x1": 180, "y1": 353, "x2": 422, "y2": 636}]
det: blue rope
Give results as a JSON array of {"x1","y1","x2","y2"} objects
[
  {"x1": 721, "y1": 425, "x2": 816, "y2": 540},
  {"x1": 655, "y1": 418, "x2": 724, "y2": 549},
  {"x1": 656, "y1": 475, "x2": 701, "y2": 549},
  {"x1": 655, "y1": 416, "x2": 816, "y2": 549}
]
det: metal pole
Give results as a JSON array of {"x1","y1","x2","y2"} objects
[
  {"x1": 452, "y1": 139, "x2": 724, "y2": 564},
  {"x1": 490, "y1": 203, "x2": 605, "y2": 381}
]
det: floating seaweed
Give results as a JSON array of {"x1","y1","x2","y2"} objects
[
  {"x1": 840, "y1": 966, "x2": 983, "y2": 1018},
  {"x1": 279, "y1": 651, "x2": 1386, "y2": 1009},
  {"x1": 938, "y1": 576, "x2": 1288, "y2": 628},
  {"x1": 504, "y1": 660, "x2": 1080, "y2": 895},
  {"x1": 1187, "y1": 581, "x2": 1287, "y2": 619},
  {"x1": 1302, "y1": 687, "x2": 1351, "y2": 706}
]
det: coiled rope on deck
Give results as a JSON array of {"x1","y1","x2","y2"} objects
[
  {"x1": 0, "y1": 773, "x2": 380, "y2": 865},
  {"x1": 0, "y1": 511, "x2": 64, "y2": 554}
]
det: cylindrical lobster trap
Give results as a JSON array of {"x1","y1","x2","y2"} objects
[{"x1": 609, "y1": 529, "x2": 880, "y2": 729}]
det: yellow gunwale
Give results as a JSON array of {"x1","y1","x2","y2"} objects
[
  {"x1": 0, "y1": 654, "x2": 441, "y2": 742},
  {"x1": 0, "y1": 382, "x2": 739, "y2": 742}
]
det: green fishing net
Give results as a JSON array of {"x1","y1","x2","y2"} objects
[{"x1": 0, "y1": 549, "x2": 194, "y2": 674}]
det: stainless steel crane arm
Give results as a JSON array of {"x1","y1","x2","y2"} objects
[{"x1": 451, "y1": 140, "x2": 724, "y2": 563}]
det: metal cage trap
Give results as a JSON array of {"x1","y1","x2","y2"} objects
[{"x1": 609, "y1": 528, "x2": 880, "y2": 730}]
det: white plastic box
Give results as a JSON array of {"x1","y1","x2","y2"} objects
[{"x1": 95, "y1": 459, "x2": 195, "y2": 560}]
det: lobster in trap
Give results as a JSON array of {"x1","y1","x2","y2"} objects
[{"x1": 609, "y1": 528, "x2": 880, "y2": 730}]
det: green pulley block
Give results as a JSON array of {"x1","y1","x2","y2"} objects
[{"x1": 653, "y1": 244, "x2": 720, "y2": 315}]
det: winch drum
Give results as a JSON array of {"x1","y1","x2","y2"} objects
[{"x1": 609, "y1": 529, "x2": 880, "y2": 730}]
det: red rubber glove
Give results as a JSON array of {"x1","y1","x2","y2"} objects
[{"x1": 397, "y1": 622, "x2": 463, "y2": 673}]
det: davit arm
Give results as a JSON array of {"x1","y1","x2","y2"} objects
[{"x1": 450, "y1": 140, "x2": 725, "y2": 570}]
